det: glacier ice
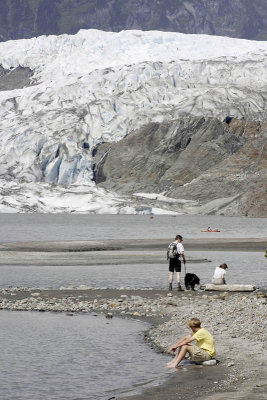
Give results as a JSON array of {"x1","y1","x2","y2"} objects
[{"x1": 0, "y1": 29, "x2": 266, "y2": 213}]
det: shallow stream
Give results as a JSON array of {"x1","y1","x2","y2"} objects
[{"x1": 0, "y1": 251, "x2": 265, "y2": 290}]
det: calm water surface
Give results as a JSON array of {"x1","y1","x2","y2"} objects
[
  {"x1": 0, "y1": 214, "x2": 266, "y2": 242},
  {"x1": 0, "y1": 311, "x2": 171, "y2": 400},
  {"x1": 0, "y1": 251, "x2": 266, "y2": 289}
]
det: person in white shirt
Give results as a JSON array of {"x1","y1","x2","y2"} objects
[
  {"x1": 168, "y1": 234, "x2": 186, "y2": 291},
  {"x1": 212, "y1": 263, "x2": 228, "y2": 284}
]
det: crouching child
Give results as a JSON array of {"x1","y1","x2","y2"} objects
[{"x1": 167, "y1": 318, "x2": 215, "y2": 368}]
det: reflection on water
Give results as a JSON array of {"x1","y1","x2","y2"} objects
[
  {"x1": 0, "y1": 311, "x2": 170, "y2": 400},
  {"x1": 0, "y1": 213, "x2": 266, "y2": 242},
  {"x1": 0, "y1": 252, "x2": 266, "y2": 290}
]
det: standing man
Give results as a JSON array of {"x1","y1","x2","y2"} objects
[{"x1": 168, "y1": 234, "x2": 186, "y2": 291}]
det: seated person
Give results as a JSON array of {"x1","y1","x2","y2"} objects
[
  {"x1": 212, "y1": 263, "x2": 228, "y2": 284},
  {"x1": 167, "y1": 318, "x2": 216, "y2": 368}
]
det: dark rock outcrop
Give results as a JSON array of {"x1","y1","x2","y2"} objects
[
  {"x1": 0, "y1": 0, "x2": 267, "y2": 42},
  {"x1": 93, "y1": 117, "x2": 267, "y2": 216},
  {"x1": 0, "y1": 65, "x2": 34, "y2": 91}
]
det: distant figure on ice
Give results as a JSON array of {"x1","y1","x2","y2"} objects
[
  {"x1": 167, "y1": 318, "x2": 216, "y2": 368},
  {"x1": 207, "y1": 226, "x2": 212, "y2": 231},
  {"x1": 212, "y1": 263, "x2": 228, "y2": 285},
  {"x1": 167, "y1": 234, "x2": 186, "y2": 291}
]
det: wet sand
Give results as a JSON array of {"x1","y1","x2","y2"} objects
[
  {"x1": 0, "y1": 249, "x2": 208, "y2": 266},
  {"x1": 0, "y1": 237, "x2": 266, "y2": 252},
  {"x1": 0, "y1": 238, "x2": 265, "y2": 266}
]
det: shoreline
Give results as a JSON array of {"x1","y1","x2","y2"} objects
[{"x1": 0, "y1": 287, "x2": 266, "y2": 400}]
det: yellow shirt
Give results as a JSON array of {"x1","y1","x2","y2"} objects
[{"x1": 193, "y1": 328, "x2": 216, "y2": 357}]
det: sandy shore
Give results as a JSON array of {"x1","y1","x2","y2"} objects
[
  {"x1": 0, "y1": 287, "x2": 266, "y2": 400},
  {"x1": 0, "y1": 249, "x2": 209, "y2": 266},
  {"x1": 0, "y1": 238, "x2": 265, "y2": 266},
  {"x1": 0, "y1": 238, "x2": 266, "y2": 252}
]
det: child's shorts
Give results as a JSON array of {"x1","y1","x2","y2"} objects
[{"x1": 187, "y1": 344, "x2": 211, "y2": 362}]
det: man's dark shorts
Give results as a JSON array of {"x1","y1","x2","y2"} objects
[{"x1": 169, "y1": 258, "x2": 181, "y2": 272}]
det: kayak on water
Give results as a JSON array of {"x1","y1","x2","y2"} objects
[{"x1": 201, "y1": 229, "x2": 220, "y2": 232}]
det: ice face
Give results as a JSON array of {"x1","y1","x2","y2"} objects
[{"x1": 0, "y1": 29, "x2": 266, "y2": 213}]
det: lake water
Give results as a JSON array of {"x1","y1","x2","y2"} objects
[
  {"x1": 0, "y1": 213, "x2": 266, "y2": 242},
  {"x1": 0, "y1": 311, "x2": 171, "y2": 400}
]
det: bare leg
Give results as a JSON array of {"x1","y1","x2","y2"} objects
[
  {"x1": 169, "y1": 271, "x2": 174, "y2": 284},
  {"x1": 176, "y1": 271, "x2": 181, "y2": 284},
  {"x1": 167, "y1": 345, "x2": 189, "y2": 368},
  {"x1": 167, "y1": 347, "x2": 181, "y2": 366}
]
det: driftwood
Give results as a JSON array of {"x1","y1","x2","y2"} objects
[{"x1": 203, "y1": 284, "x2": 256, "y2": 292}]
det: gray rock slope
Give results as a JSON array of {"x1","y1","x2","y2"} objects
[
  {"x1": 0, "y1": 0, "x2": 267, "y2": 42},
  {"x1": 93, "y1": 117, "x2": 267, "y2": 216},
  {"x1": 0, "y1": 65, "x2": 34, "y2": 91}
]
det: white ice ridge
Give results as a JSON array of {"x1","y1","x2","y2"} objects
[
  {"x1": 0, "y1": 29, "x2": 267, "y2": 213},
  {"x1": 1, "y1": 29, "x2": 267, "y2": 81}
]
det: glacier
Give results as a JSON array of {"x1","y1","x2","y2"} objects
[{"x1": 0, "y1": 29, "x2": 267, "y2": 213}]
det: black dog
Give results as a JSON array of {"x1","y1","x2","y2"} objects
[{"x1": 184, "y1": 273, "x2": 200, "y2": 291}]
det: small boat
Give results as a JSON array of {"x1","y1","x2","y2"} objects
[{"x1": 201, "y1": 229, "x2": 220, "y2": 232}]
